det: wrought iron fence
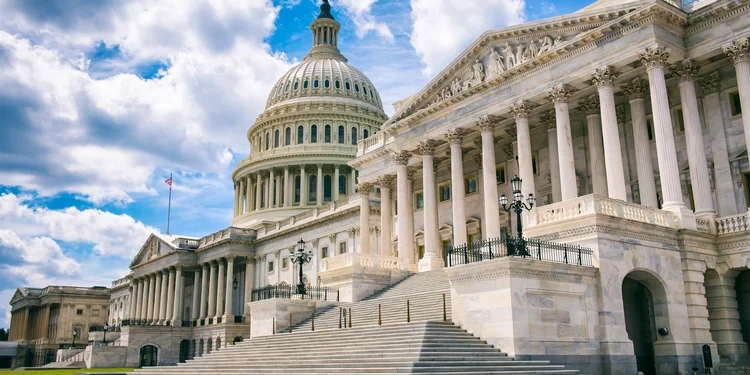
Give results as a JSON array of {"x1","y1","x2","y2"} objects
[
  {"x1": 447, "y1": 237, "x2": 593, "y2": 267},
  {"x1": 251, "y1": 284, "x2": 340, "y2": 302}
]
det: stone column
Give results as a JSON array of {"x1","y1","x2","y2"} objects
[
  {"x1": 172, "y1": 266, "x2": 183, "y2": 326},
  {"x1": 300, "y1": 165, "x2": 309, "y2": 206},
  {"x1": 579, "y1": 95, "x2": 608, "y2": 196},
  {"x1": 681, "y1": 262, "x2": 715, "y2": 356},
  {"x1": 705, "y1": 271, "x2": 750, "y2": 358},
  {"x1": 238, "y1": 179, "x2": 246, "y2": 215},
  {"x1": 224, "y1": 256, "x2": 235, "y2": 321},
  {"x1": 542, "y1": 111, "x2": 562, "y2": 203},
  {"x1": 255, "y1": 173, "x2": 263, "y2": 210},
  {"x1": 269, "y1": 169, "x2": 276, "y2": 208},
  {"x1": 622, "y1": 78, "x2": 659, "y2": 208},
  {"x1": 139, "y1": 278, "x2": 148, "y2": 319},
  {"x1": 671, "y1": 60, "x2": 717, "y2": 219},
  {"x1": 638, "y1": 46, "x2": 693, "y2": 226},
  {"x1": 477, "y1": 116, "x2": 501, "y2": 239},
  {"x1": 418, "y1": 140, "x2": 444, "y2": 271},
  {"x1": 547, "y1": 84, "x2": 578, "y2": 201},
  {"x1": 191, "y1": 268, "x2": 201, "y2": 322},
  {"x1": 283, "y1": 167, "x2": 290, "y2": 207},
  {"x1": 592, "y1": 66, "x2": 627, "y2": 200},
  {"x1": 130, "y1": 279, "x2": 139, "y2": 320},
  {"x1": 446, "y1": 129, "x2": 468, "y2": 246},
  {"x1": 724, "y1": 38, "x2": 750, "y2": 166},
  {"x1": 166, "y1": 268, "x2": 175, "y2": 323},
  {"x1": 334, "y1": 165, "x2": 341, "y2": 201},
  {"x1": 160, "y1": 270, "x2": 170, "y2": 323},
  {"x1": 246, "y1": 176, "x2": 253, "y2": 213},
  {"x1": 316, "y1": 164, "x2": 324, "y2": 205},
  {"x1": 199, "y1": 263, "x2": 209, "y2": 322},
  {"x1": 510, "y1": 101, "x2": 537, "y2": 199},
  {"x1": 357, "y1": 183, "x2": 373, "y2": 254},
  {"x1": 701, "y1": 72, "x2": 736, "y2": 216},
  {"x1": 377, "y1": 175, "x2": 395, "y2": 256},
  {"x1": 233, "y1": 183, "x2": 239, "y2": 217},
  {"x1": 275, "y1": 174, "x2": 282, "y2": 208},
  {"x1": 274, "y1": 251, "x2": 281, "y2": 285},
  {"x1": 146, "y1": 273, "x2": 156, "y2": 322},
  {"x1": 154, "y1": 271, "x2": 163, "y2": 323},
  {"x1": 349, "y1": 168, "x2": 357, "y2": 196},
  {"x1": 208, "y1": 261, "x2": 218, "y2": 318},
  {"x1": 244, "y1": 259, "x2": 254, "y2": 316},
  {"x1": 394, "y1": 151, "x2": 415, "y2": 264}
]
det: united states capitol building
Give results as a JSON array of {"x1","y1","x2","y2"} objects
[{"x1": 8, "y1": 0, "x2": 750, "y2": 373}]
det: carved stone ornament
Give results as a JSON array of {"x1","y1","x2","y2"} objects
[
  {"x1": 445, "y1": 128, "x2": 467, "y2": 145},
  {"x1": 539, "y1": 110, "x2": 555, "y2": 128},
  {"x1": 723, "y1": 38, "x2": 750, "y2": 64},
  {"x1": 501, "y1": 143, "x2": 514, "y2": 158},
  {"x1": 392, "y1": 150, "x2": 411, "y2": 165},
  {"x1": 148, "y1": 240, "x2": 160, "y2": 260},
  {"x1": 346, "y1": 228, "x2": 356, "y2": 236},
  {"x1": 329, "y1": 233, "x2": 337, "y2": 242},
  {"x1": 621, "y1": 78, "x2": 648, "y2": 100},
  {"x1": 638, "y1": 46, "x2": 669, "y2": 69},
  {"x1": 505, "y1": 125, "x2": 517, "y2": 139},
  {"x1": 591, "y1": 65, "x2": 619, "y2": 87},
  {"x1": 578, "y1": 95, "x2": 600, "y2": 115},
  {"x1": 376, "y1": 175, "x2": 395, "y2": 189},
  {"x1": 473, "y1": 154, "x2": 483, "y2": 166},
  {"x1": 546, "y1": 84, "x2": 572, "y2": 104},
  {"x1": 406, "y1": 168, "x2": 416, "y2": 181},
  {"x1": 699, "y1": 71, "x2": 720, "y2": 95},
  {"x1": 311, "y1": 239, "x2": 319, "y2": 248},
  {"x1": 417, "y1": 140, "x2": 439, "y2": 156},
  {"x1": 477, "y1": 115, "x2": 496, "y2": 132},
  {"x1": 356, "y1": 182, "x2": 374, "y2": 194},
  {"x1": 616, "y1": 104, "x2": 626, "y2": 124},
  {"x1": 509, "y1": 100, "x2": 532, "y2": 119},
  {"x1": 669, "y1": 59, "x2": 700, "y2": 83}
]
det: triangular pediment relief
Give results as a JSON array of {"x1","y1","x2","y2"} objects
[
  {"x1": 383, "y1": 0, "x2": 674, "y2": 130},
  {"x1": 130, "y1": 234, "x2": 175, "y2": 268},
  {"x1": 9, "y1": 289, "x2": 26, "y2": 305}
]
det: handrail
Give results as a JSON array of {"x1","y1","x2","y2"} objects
[
  {"x1": 447, "y1": 236, "x2": 593, "y2": 267},
  {"x1": 251, "y1": 284, "x2": 339, "y2": 302}
]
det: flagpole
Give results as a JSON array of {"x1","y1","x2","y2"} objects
[{"x1": 167, "y1": 173, "x2": 172, "y2": 235}]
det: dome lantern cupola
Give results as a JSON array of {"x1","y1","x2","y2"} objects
[{"x1": 306, "y1": 0, "x2": 345, "y2": 62}]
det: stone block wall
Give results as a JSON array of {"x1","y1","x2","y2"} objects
[{"x1": 84, "y1": 346, "x2": 127, "y2": 368}]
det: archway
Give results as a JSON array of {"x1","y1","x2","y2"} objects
[
  {"x1": 736, "y1": 270, "x2": 750, "y2": 353},
  {"x1": 178, "y1": 340, "x2": 189, "y2": 363},
  {"x1": 139, "y1": 345, "x2": 158, "y2": 367},
  {"x1": 622, "y1": 270, "x2": 669, "y2": 375},
  {"x1": 198, "y1": 339, "x2": 204, "y2": 357},
  {"x1": 705, "y1": 268, "x2": 750, "y2": 360},
  {"x1": 206, "y1": 338, "x2": 213, "y2": 354},
  {"x1": 215, "y1": 337, "x2": 222, "y2": 351}
]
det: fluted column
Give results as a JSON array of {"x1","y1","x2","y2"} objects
[
  {"x1": 334, "y1": 165, "x2": 341, "y2": 201},
  {"x1": 255, "y1": 173, "x2": 263, "y2": 210},
  {"x1": 724, "y1": 38, "x2": 750, "y2": 163},
  {"x1": 130, "y1": 279, "x2": 139, "y2": 320},
  {"x1": 161, "y1": 270, "x2": 170, "y2": 323},
  {"x1": 394, "y1": 151, "x2": 415, "y2": 265},
  {"x1": 244, "y1": 258, "x2": 254, "y2": 316},
  {"x1": 165, "y1": 268, "x2": 175, "y2": 323},
  {"x1": 542, "y1": 112, "x2": 562, "y2": 203},
  {"x1": 300, "y1": 165, "x2": 309, "y2": 206},
  {"x1": 139, "y1": 277, "x2": 148, "y2": 319},
  {"x1": 671, "y1": 60, "x2": 716, "y2": 219},
  {"x1": 172, "y1": 266, "x2": 183, "y2": 326},
  {"x1": 208, "y1": 261, "x2": 218, "y2": 318},
  {"x1": 224, "y1": 256, "x2": 235, "y2": 320},
  {"x1": 358, "y1": 183, "x2": 373, "y2": 254},
  {"x1": 283, "y1": 167, "x2": 290, "y2": 207},
  {"x1": 592, "y1": 66, "x2": 627, "y2": 200},
  {"x1": 238, "y1": 179, "x2": 246, "y2": 215},
  {"x1": 446, "y1": 129, "x2": 468, "y2": 246},
  {"x1": 510, "y1": 101, "x2": 537, "y2": 198},
  {"x1": 547, "y1": 84, "x2": 578, "y2": 201},
  {"x1": 268, "y1": 169, "x2": 276, "y2": 208},
  {"x1": 275, "y1": 174, "x2": 282, "y2": 208},
  {"x1": 377, "y1": 175, "x2": 395, "y2": 256},
  {"x1": 418, "y1": 140, "x2": 444, "y2": 271},
  {"x1": 477, "y1": 116, "x2": 501, "y2": 239},
  {"x1": 638, "y1": 46, "x2": 692, "y2": 223},
  {"x1": 246, "y1": 176, "x2": 253, "y2": 213},
  {"x1": 233, "y1": 183, "x2": 239, "y2": 217},
  {"x1": 154, "y1": 271, "x2": 164, "y2": 323},
  {"x1": 701, "y1": 72, "x2": 736, "y2": 216},
  {"x1": 146, "y1": 273, "x2": 156, "y2": 322},
  {"x1": 622, "y1": 79, "x2": 658, "y2": 208},
  {"x1": 316, "y1": 164, "x2": 324, "y2": 205},
  {"x1": 579, "y1": 95, "x2": 608, "y2": 196},
  {"x1": 349, "y1": 168, "x2": 356, "y2": 196},
  {"x1": 199, "y1": 263, "x2": 209, "y2": 322},
  {"x1": 191, "y1": 268, "x2": 201, "y2": 322}
]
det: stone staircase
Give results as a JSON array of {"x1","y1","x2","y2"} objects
[{"x1": 134, "y1": 270, "x2": 578, "y2": 374}]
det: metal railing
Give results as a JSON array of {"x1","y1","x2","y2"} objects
[
  {"x1": 447, "y1": 237, "x2": 593, "y2": 267},
  {"x1": 251, "y1": 284, "x2": 340, "y2": 302}
]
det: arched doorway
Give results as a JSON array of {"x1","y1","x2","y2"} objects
[
  {"x1": 622, "y1": 271, "x2": 668, "y2": 375},
  {"x1": 139, "y1": 345, "x2": 158, "y2": 367},
  {"x1": 736, "y1": 270, "x2": 750, "y2": 352},
  {"x1": 206, "y1": 338, "x2": 213, "y2": 354},
  {"x1": 215, "y1": 337, "x2": 222, "y2": 351},
  {"x1": 198, "y1": 339, "x2": 204, "y2": 357},
  {"x1": 178, "y1": 340, "x2": 190, "y2": 363}
]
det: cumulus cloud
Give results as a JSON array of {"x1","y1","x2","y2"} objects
[
  {"x1": 409, "y1": 0, "x2": 525, "y2": 76},
  {"x1": 337, "y1": 0, "x2": 395, "y2": 43}
]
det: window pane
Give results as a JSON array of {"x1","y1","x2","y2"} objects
[
  {"x1": 416, "y1": 193, "x2": 424, "y2": 209},
  {"x1": 274, "y1": 130, "x2": 280, "y2": 147},
  {"x1": 338, "y1": 126, "x2": 345, "y2": 144},
  {"x1": 363, "y1": 129, "x2": 369, "y2": 139},
  {"x1": 351, "y1": 127, "x2": 357, "y2": 145},
  {"x1": 311, "y1": 125, "x2": 318, "y2": 143},
  {"x1": 339, "y1": 176, "x2": 347, "y2": 195},
  {"x1": 297, "y1": 126, "x2": 304, "y2": 144},
  {"x1": 324, "y1": 175, "x2": 332, "y2": 202},
  {"x1": 325, "y1": 125, "x2": 331, "y2": 143},
  {"x1": 285, "y1": 127, "x2": 291, "y2": 146},
  {"x1": 309, "y1": 175, "x2": 317, "y2": 202}
]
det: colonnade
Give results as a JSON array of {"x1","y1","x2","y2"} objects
[{"x1": 233, "y1": 164, "x2": 357, "y2": 218}]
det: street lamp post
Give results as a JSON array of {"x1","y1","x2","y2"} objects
[
  {"x1": 102, "y1": 323, "x2": 109, "y2": 346},
  {"x1": 499, "y1": 175, "x2": 536, "y2": 256},
  {"x1": 289, "y1": 239, "x2": 313, "y2": 295},
  {"x1": 71, "y1": 328, "x2": 78, "y2": 349}
]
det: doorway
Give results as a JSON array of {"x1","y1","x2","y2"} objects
[
  {"x1": 139, "y1": 345, "x2": 158, "y2": 367},
  {"x1": 178, "y1": 340, "x2": 189, "y2": 363},
  {"x1": 622, "y1": 274, "x2": 658, "y2": 375}
]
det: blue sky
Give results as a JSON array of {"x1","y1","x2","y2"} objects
[{"x1": 0, "y1": 0, "x2": 591, "y2": 328}]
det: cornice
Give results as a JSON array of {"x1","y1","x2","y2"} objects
[
  {"x1": 685, "y1": 0, "x2": 750, "y2": 36},
  {"x1": 233, "y1": 150, "x2": 356, "y2": 180},
  {"x1": 253, "y1": 205, "x2": 360, "y2": 244}
]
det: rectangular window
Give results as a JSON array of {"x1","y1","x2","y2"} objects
[
  {"x1": 731, "y1": 91, "x2": 742, "y2": 116},
  {"x1": 496, "y1": 165, "x2": 506, "y2": 185},
  {"x1": 321, "y1": 246, "x2": 329, "y2": 259},
  {"x1": 415, "y1": 193, "x2": 424, "y2": 209},
  {"x1": 92, "y1": 309, "x2": 99, "y2": 316},
  {"x1": 339, "y1": 242, "x2": 347, "y2": 254},
  {"x1": 268, "y1": 261, "x2": 274, "y2": 273},
  {"x1": 439, "y1": 184, "x2": 451, "y2": 202},
  {"x1": 76, "y1": 309, "x2": 83, "y2": 316},
  {"x1": 500, "y1": 227, "x2": 508, "y2": 241},
  {"x1": 465, "y1": 175, "x2": 478, "y2": 194},
  {"x1": 282, "y1": 257, "x2": 288, "y2": 269}
]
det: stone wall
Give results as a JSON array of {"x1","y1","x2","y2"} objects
[
  {"x1": 83, "y1": 345, "x2": 127, "y2": 368},
  {"x1": 249, "y1": 299, "x2": 335, "y2": 337}
]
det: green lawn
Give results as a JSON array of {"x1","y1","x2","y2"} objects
[{"x1": 0, "y1": 369, "x2": 135, "y2": 374}]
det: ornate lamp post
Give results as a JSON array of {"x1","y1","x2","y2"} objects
[
  {"x1": 71, "y1": 328, "x2": 78, "y2": 349},
  {"x1": 102, "y1": 323, "x2": 109, "y2": 346},
  {"x1": 499, "y1": 175, "x2": 536, "y2": 255},
  {"x1": 232, "y1": 277, "x2": 238, "y2": 291},
  {"x1": 289, "y1": 239, "x2": 313, "y2": 295}
]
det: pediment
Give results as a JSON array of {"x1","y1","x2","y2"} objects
[
  {"x1": 384, "y1": 1, "x2": 659, "y2": 129},
  {"x1": 130, "y1": 234, "x2": 175, "y2": 268},
  {"x1": 9, "y1": 289, "x2": 25, "y2": 305}
]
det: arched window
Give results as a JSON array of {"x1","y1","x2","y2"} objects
[
  {"x1": 265, "y1": 133, "x2": 270, "y2": 150},
  {"x1": 363, "y1": 129, "x2": 369, "y2": 139},
  {"x1": 324, "y1": 125, "x2": 331, "y2": 143},
  {"x1": 351, "y1": 127, "x2": 357, "y2": 145},
  {"x1": 309, "y1": 175, "x2": 317, "y2": 203},
  {"x1": 354, "y1": 84, "x2": 360, "y2": 93},
  {"x1": 297, "y1": 126, "x2": 304, "y2": 144},
  {"x1": 345, "y1": 82, "x2": 351, "y2": 91},
  {"x1": 293, "y1": 81, "x2": 299, "y2": 90},
  {"x1": 338, "y1": 126, "x2": 345, "y2": 144},
  {"x1": 285, "y1": 83, "x2": 290, "y2": 92},
  {"x1": 324, "y1": 175, "x2": 332, "y2": 202},
  {"x1": 285, "y1": 127, "x2": 291, "y2": 146},
  {"x1": 339, "y1": 175, "x2": 347, "y2": 195},
  {"x1": 311, "y1": 125, "x2": 318, "y2": 143},
  {"x1": 335, "y1": 80, "x2": 341, "y2": 89},
  {"x1": 274, "y1": 129, "x2": 280, "y2": 148},
  {"x1": 324, "y1": 80, "x2": 330, "y2": 88},
  {"x1": 303, "y1": 80, "x2": 309, "y2": 89},
  {"x1": 314, "y1": 80, "x2": 319, "y2": 88},
  {"x1": 295, "y1": 175, "x2": 301, "y2": 203},
  {"x1": 261, "y1": 182, "x2": 266, "y2": 208}
]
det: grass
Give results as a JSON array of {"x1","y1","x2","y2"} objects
[{"x1": 0, "y1": 369, "x2": 135, "y2": 374}]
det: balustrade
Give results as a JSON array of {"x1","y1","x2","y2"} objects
[
  {"x1": 320, "y1": 252, "x2": 407, "y2": 272},
  {"x1": 528, "y1": 194, "x2": 676, "y2": 229},
  {"x1": 715, "y1": 212, "x2": 750, "y2": 234}
]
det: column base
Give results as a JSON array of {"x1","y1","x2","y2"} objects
[
  {"x1": 170, "y1": 319, "x2": 181, "y2": 327},
  {"x1": 418, "y1": 254, "x2": 445, "y2": 272},
  {"x1": 223, "y1": 314, "x2": 234, "y2": 324},
  {"x1": 662, "y1": 203, "x2": 697, "y2": 230}
]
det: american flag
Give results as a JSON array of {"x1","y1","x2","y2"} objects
[{"x1": 165, "y1": 177, "x2": 172, "y2": 188}]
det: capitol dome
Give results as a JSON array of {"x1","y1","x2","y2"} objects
[{"x1": 230, "y1": 0, "x2": 387, "y2": 228}]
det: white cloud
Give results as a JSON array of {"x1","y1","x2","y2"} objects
[
  {"x1": 409, "y1": 0, "x2": 525, "y2": 76},
  {"x1": 337, "y1": 0, "x2": 395, "y2": 43}
]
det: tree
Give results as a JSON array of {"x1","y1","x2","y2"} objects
[{"x1": 0, "y1": 328, "x2": 7, "y2": 341}]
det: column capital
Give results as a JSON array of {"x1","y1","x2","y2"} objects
[
  {"x1": 311, "y1": 238, "x2": 319, "y2": 247},
  {"x1": 273, "y1": 250, "x2": 280, "y2": 257},
  {"x1": 699, "y1": 71, "x2": 720, "y2": 94},
  {"x1": 376, "y1": 175, "x2": 395, "y2": 190},
  {"x1": 392, "y1": 150, "x2": 411, "y2": 165},
  {"x1": 723, "y1": 37, "x2": 750, "y2": 64},
  {"x1": 445, "y1": 128, "x2": 467, "y2": 144},
  {"x1": 591, "y1": 65, "x2": 619, "y2": 87},
  {"x1": 226, "y1": 255, "x2": 236, "y2": 262},
  {"x1": 669, "y1": 59, "x2": 700, "y2": 83},
  {"x1": 621, "y1": 78, "x2": 648, "y2": 100},
  {"x1": 509, "y1": 100, "x2": 533, "y2": 119},
  {"x1": 546, "y1": 84, "x2": 572, "y2": 104},
  {"x1": 357, "y1": 182, "x2": 374, "y2": 194},
  {"x1": 476, "y1": 115, "x2": 498, "y2": 132},
  {"x1": 417, "y1": 140, "x2": 439, "y2": 155},
  {"x1": 616, "y1": 104, "x2": 626, "y2": 124},
  {"x1": 406, "y1": 168, "x2": 417, "y2": 181},
  {"x1": 638, "y1": 46, "x2": 669, "y2": 70},
  {"x1": 539, "y1": 110, "x2": 556, "y2": 128},
  {"x1": 329, "y1": 232, "x2": 339, "y2": 242},
  {"x1": 578, "y1": 95, "x2": 600, "y2": 115}
]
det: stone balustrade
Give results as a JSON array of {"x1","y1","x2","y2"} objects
[
  {"x1": 528, "y1": 194, "x2": 676, "y2": 229},
  {"x1": 716, "y1": 211, "x2": 750, "y2": 234},
  {"x1": 198, "y1": 227, "x2": 256, "y2": 247},
  {"x1": 356, "y1": 131, "x2": 386, "y2": 156},
  {"x1": 320, "y1": 253, "x2": 407, "y2": 272}
]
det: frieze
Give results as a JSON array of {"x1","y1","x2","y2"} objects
[
  {"x1": 534, "y1": 224, "x2": 679, "y2": 248},
  {"x1": 449, "y1": 267, "x2": 598, "y2": 286}
]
